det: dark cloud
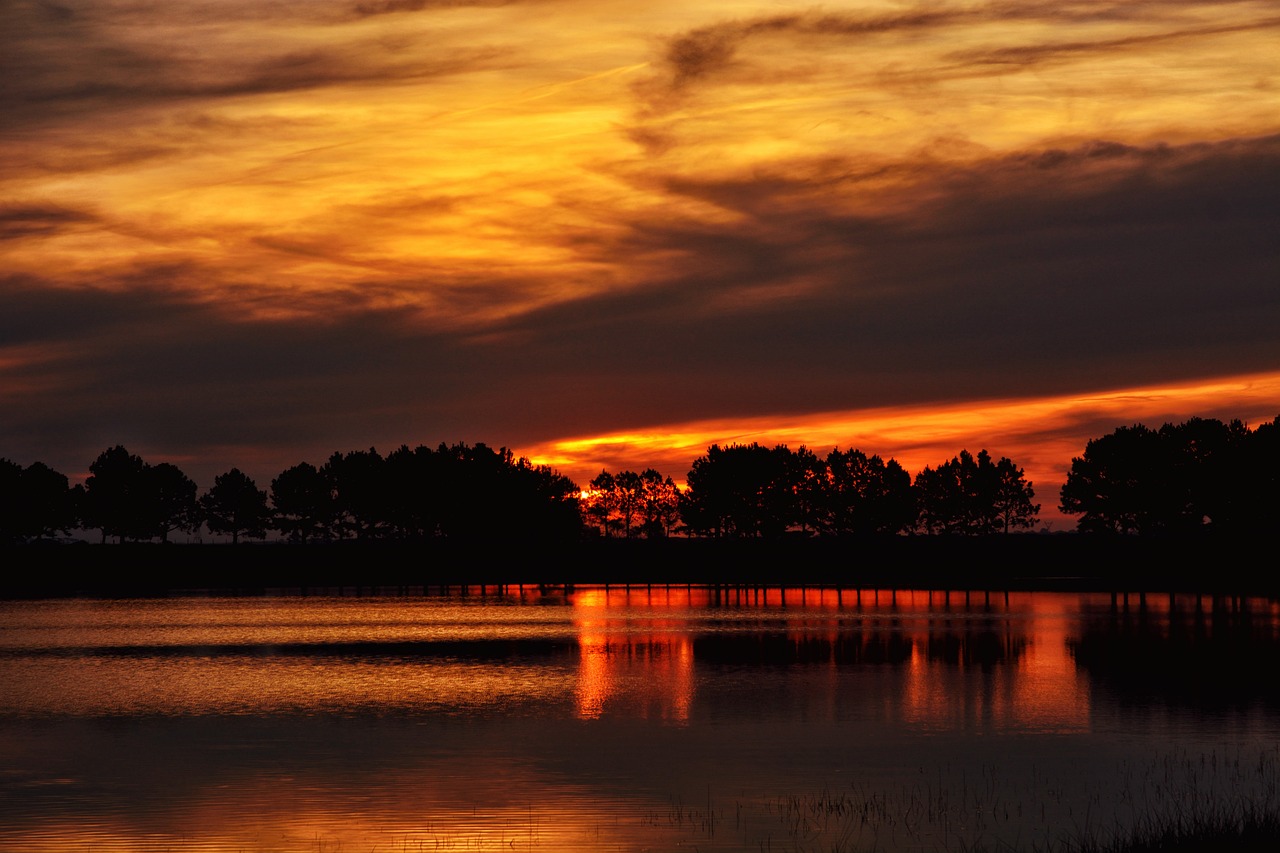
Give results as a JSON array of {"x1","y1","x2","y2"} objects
[
  {"x1": 484, "y1": 134, "x2": 1280, "y2": 427},
  {"x1": 0, "y1": 274, "x2": 470, "y2": 481},
  {"x1": 949, "y1": 16, "x2": 1280, "y2": 69},
  {"x1": 638, "y1": 2, "x2": 1277, "y2": 109},
  {"x1": 644, "y1": 9, "x2": 962, "y2": 101},
  {"x1": 350, "y1": 0, "x2": 522, "y2": 16},
  {"x1": 0, "y1": 0, "x2": 515, "y2": 128},
  {"x1": 0, "y1": 204, "x2": 98, "y2": 241}
]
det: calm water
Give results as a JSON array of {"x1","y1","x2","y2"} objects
[{"x1": 1, "y1": 587, "x2": 1278, "y2": 852}]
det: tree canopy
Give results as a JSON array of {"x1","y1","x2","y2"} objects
[
  {"x1": 826, "y1": 449, "x2": 916, "y2": 535},
  {"x1": 0, "y1": 459, "x2": 77, "y2": 544},
  {"x1": 201, "y1": 468, "x2": 270, "y2": 544},
  {"x1": 583, "y1": 468, "x2": 680, "y2": 538},
  {"x1": 914, "y1": 450, "x2": 1039, "y2": 535},
  {"x1": 1060, "y1": 416, "x2": 1276, "y2": 534},
  {"x1": 679, "y1": 443, "x2": 922, "y2": 538},
  {"x1": 82, "y1": 446, "x2": 201, "y2": 542}
]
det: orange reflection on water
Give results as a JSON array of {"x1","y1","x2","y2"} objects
[
  {"x1": 1012, "y1": 594, "x2": 1092, "y2": 733},
  {"x1": 891, "y1": 591, "x2": 1091, "y2": 734},
  {"x1": 0, "y1": 769, "x2": 685, "y2": 853},
  {"x1": 565, "y1": 586, "x2": 1098, "y2": 734},
  {"x1": 573, "y1": 588, "x2": 695, "y2": 722}
]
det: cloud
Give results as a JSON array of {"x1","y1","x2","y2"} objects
[
  {"x1": 635, "y1": 1, "x2": 1280, "y2": 118},
  {"x1": 948, "y1": 15, "x2": 1280, "y2": 69},
  {"x1": 2, "y1": 134, "x2": 1277, "y2": 492},
  {"x1": 0, "y1": 204, "x2": 98, "y2": 241},
  {"x1": 640, "y1": 8, "x2": 964, "y2": 106},
  {"x1": 0, "y1": 274, "x2": 461, "y2": 478},
  {"x1": 349, "y1": 0, "x2": 522, "y2": 17},
  {"x1": 0, "y1": 0, "x2": 517, "y2": 129},
  {"x1": 484, "y1": 134, "x2": 1280, "y2": 427}
]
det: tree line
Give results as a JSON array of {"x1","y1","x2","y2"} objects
[
  {"x1": 0, "y1": 440, "x2": 1039, "y2": 544},
  {"x1": 1060, "y1": 415, "x2": 1280, "y2": 534},
  {"x1": 585, "y1": 444, "x2": 1037, "y2": 539},
  {"x1": 0, "y1": 443, "x2": 580, "y2": 545},
  {"x1": 1, "y1": 414, "x2": 1275, "y2": 544}
]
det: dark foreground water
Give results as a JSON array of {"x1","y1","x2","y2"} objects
[{"x1": 1, "y1": 588, "x2": 1278, "y2": 852}]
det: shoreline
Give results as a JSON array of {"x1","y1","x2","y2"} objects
[{"x1": 2, "y1": 534, "x2": 1274, "y2": 598}]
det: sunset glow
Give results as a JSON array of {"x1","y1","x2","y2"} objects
[
  {"x1": 528, "y1": 371, "x2": 1280, "y2": 525},
  {"x1": 3, "y1": 1, "x2": 1277, "y2": 504}
]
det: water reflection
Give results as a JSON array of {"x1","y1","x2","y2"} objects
[
  {"x1": 2, "y1": 589, "x2": 1278, "y2": 853},
  {"x1": 574, "y1": 588, "x2": 695, "y2": 722},
  {"x1": 3, "y1": 588, "x2": 1247, "y2": 730},
  {"x1": 565, "y1": 587, "x2": 1092, "y2": 734},
  {"x1": 1072, "y1": 592, "x2": 1280, "y2": 713}
]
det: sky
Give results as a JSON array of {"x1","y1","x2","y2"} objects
[{"x1": 3, "y1": 0, "x2": 1279, "y2": 524}]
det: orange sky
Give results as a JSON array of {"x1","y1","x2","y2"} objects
[{"x1": 2, "y1": 1, "x2": 1278, "y2": 523}]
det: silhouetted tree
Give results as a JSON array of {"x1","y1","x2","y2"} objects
[
  {"x1": 271, "y1": 462, "x2": 336, "y2": 542},
  {"x1": 324, "y1": 448, "x2": 390, "y2": 539},
  {"x1": 613, "y1": 469, "x2": 645, "y2": 537},
  {"x1": 789, "y1": 446, "x2": 829, "y2": 535},
  {"x1": 916, "y1": 449, "x2": 1038, "y2": 534},
  {"x1": 1245, "y1": 416, "x2": 1280, "y2": 530},
  {"x1": 583, "y1": 470, "x2": 620, "y2": 537},
  {"x1": 1060, "y1": 425, "x2": 1166, "y2": 534},
  {"x1": 432, "y1": 442, "x2": 580, "y2": 542},
  {"x1": 989, "y1": 454, "x2": 1040, "y2": 534},
  {"x1": 1, "y1": 459, "x2": 76, "y2": 543},
  {"x1": 825, "y1": 449, "x2": 917, "y2": 535},
  {"x1": 681, "y1": 445, "x2": 740, "y2": 537},
  {"x1": 638, "y1": 469, "x2": 681, "y2": 538},
  {"x1": 434, "y1": 442, "x2": 510, "y2": 539},
  {"x1": 382, "y1": 444, "x2": 439, "y2": 539},
  {"x1": 80, "y1": 447, "x2": 200, "y2": 543},
  {"x1": 1061, "y1": 416, "x2": 1268, "y2": 534},
  {"x1": 1162, "y1": 417, "x2": 1251, "y2": 531},
  {"x1": 582, "y1": 468, "x2": 681, "y2": 538},
  {"x1": 681, "y1": 443, "x2": 797, "y2": 538},
  {"x1": 147, "y1": 462, "x2": 201, "y2": 543},
  {"x1": 201, "y1": 469, "x2": 269, "y2": 544},
  {"x1": 82, "y1": 446, "x2": 150, "y2": 542},
  {"x1": 514, "y1": 456, "x2": 582, "y2": 542}
]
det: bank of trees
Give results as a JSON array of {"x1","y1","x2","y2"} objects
[
  {"x1": 0, "y1": 442, "x2": 581, "y2": 544},
  {"x1": 3, "y1": 414, "x2": 1275, "y2": 544},
  {"x1": 916, "y1": 450, "x2": 1039, "y2": 535},
  {"x1": 1059, "y1": 415, "x2": 1280, "y2": 534},
  {"x1": 266, "y1": 443, "x2": 581, "y2": 543},
  {"x1": 656, "y1": 443, "x2": 1035, "y2": 539}
]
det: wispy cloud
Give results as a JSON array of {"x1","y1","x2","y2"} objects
[
  {"x1": 349, "y1": 0, "x2": 523, "y2": 17},
  {"x1": 948, "y1": 15, "x2": 1280, "y2": 69},
  {"x1": 0, "y1": 205, "x2": 98, "y2": 241},
  {"x1": 0, "y1": 0, "x2": 520, "y2": 128}
]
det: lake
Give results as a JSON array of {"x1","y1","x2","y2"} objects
[{"x1": 1, "y1": 587, "x2": 1278, "y2": 852}]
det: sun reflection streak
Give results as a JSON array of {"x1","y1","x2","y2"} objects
[{"x1": 572, "y1": 587, "x2": 696, "y2": 722}]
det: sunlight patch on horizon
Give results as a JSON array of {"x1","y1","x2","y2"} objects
[{"x1": 524, "y1": 370, "x2": 1280, "y2": 521}]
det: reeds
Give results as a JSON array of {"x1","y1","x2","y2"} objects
[
  {"x1": 654, "y1": 745, "x2": 1280, "y2": 852},
  {"x1": 1071, "y1": 800, "x2": 1280, "y2": 853}
]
